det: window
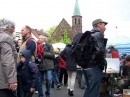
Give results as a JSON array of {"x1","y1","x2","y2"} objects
[
  {"x1": 78, "y1": 18, "x2": 80, "y2": 24},
  {"x1": 75, "y1": 18, "x2": 76, "y2": 25}
]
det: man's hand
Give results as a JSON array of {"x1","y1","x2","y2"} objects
[
  {"x1": 9, "y1": 82, "x2": 17, "y2": 91},
  {"x1": 114, "y1": 89, "x2": 120, "y2": 93},
  {"x1": 30, "y1": 87, "x2": 35, "y2": 92}
]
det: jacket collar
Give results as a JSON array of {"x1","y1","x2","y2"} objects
[
  {"x1": 91, "y1": 27, "x2": 104, "y2": 36},
  {"x1": 22, "y1": 35, "x2": 31, "y2": 43}
]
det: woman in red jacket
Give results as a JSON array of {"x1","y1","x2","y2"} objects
[{"x1": 59, "y1": 57, "x2": 68, "y2": 86}]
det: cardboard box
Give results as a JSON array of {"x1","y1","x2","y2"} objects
[
  {"x1": 123, "y1": 94, "x2": 130, "y2": 97},
  {"x1": 100, "y1": 84, "x2": 107, "y2": 93},
  {"x1": 114, "y1": 79, "x2": 124, "y2": 85},
  {"x1": 123, "y1": 89, "x2": 130, "y2": 97}
]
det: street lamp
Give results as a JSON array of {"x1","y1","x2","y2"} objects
[{"x1": 116, "y1": 26, "x2": 117, "y2": 36}]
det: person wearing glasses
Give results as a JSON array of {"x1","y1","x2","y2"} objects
[{"x1": 0, "y1": 18, "x2": 17, "y2": 97}]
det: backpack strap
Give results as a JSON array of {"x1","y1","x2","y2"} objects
[{"x1": 26, "y1": 38, "x2": 35, "y2": 45}]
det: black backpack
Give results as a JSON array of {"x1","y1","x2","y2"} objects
[{"x1": 70, "y1": 31, "x2": 96, "y2": 67}]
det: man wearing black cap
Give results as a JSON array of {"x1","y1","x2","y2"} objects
[{"x1": 82, "y1": 19, "x2": 108, "y2": 97}]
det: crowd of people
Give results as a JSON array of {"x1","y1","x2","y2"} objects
[{"x1": 1, "y1": 18, "x2": 130, "y2": 97}]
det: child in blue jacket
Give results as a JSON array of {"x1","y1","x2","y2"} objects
[{"x1": 17, "y1": 50, "x2": 39, "y2": 97}]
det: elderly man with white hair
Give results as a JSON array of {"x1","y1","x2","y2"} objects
[
  {"x1": 37, "y1": 35, "x2": 55, "y2": 97},
  {"x1": 0, "y1": 18, "x2": 17, "y2": 97}
]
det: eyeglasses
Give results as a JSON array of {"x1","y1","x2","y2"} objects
[{"x1": 11, "y1": 26, "x2": 15, "y2": 29}]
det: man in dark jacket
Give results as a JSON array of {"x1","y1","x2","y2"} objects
[
  {"x1": 60, "y1": 44, "x2": 77, "y2": 96},
  {"x1": 38, "y1": 35, "x2": 54, "y2": 97},
  {"x1": 17, "y1": 50, "x2": 38, "y2": 97},
  {"x1": 82, "y1": 19, "x2": 108, "y2": 97},
  {"x1": 114, "y1": 55, "x2": 130, "y2": 93}
]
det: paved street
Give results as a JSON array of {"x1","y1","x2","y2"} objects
[
  {"x1": 32, "y1": 79, "x2": 110, "y2": 97},
  {"x1": 33, "y1": 79, "x2": 85, "y2": 97}
]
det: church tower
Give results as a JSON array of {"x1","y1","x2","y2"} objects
[{"x1": 72, "y1": 0, "x2": 82, "y2": 34}]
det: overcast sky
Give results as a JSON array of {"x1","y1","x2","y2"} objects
[{"x1": 0, "y1": 0, "x2": 130, "y2": 38}]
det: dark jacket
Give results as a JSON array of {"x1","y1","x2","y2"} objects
[
  {"x1": 39, "y1": 43, "x2": 55, "y2": 71},
  {"x1": 60, "y1": 44, "x2": 77, "y2": 71},
  {"x1": 118, "y1": 77, "x2": 130, "y2": 93},
  {"x1": 82, "y1": 28, "x2": 107, "y2": 69},
  {"x1": 122, "y1": 65, "x2": 130, "y2": 77},
  {"x1": 14, "y1": 40, "x2": 19, "y2": 52},
  {"x1": 53, "y1": 54, "x2": 60, "y2": 71},
  {"x1": 17, "y1": 50, "x2": 38, "y2": 92}
]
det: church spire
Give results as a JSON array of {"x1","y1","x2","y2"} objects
[
  {"x1": 73, "y1": 0, "x2": 81, "y2": 16},
  {"x1": 72, "y1": 0, "x2": 82, "y2": 34}
]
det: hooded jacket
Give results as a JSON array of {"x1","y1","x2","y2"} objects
[{"x1": 17, "y1": 50, "x2": 38, "y2": 91}]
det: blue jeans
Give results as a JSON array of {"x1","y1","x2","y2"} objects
[
  {"x1": 38, "y1": 70, "x2": 52, "y2": 97},
  {"x1": 83, "y1": 66, "x2": 103, "y2": 97},
  {"x1": 51, "y1": 70, "x2": 60, "y2": 87},
  {"x1": 77, "y1": 69, "x2": 86, "y2": 86}
]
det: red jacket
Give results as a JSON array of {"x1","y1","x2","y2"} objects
[
  {"x1": 59, "y1": 57, "x2": 66, "y2": 68},
  {"x1": 109, "y1": 48, "x2": 119, "y2": 58}
]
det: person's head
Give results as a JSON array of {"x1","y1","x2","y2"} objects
[
  {"x1": 17, "y1": 39, "x2": 22, "y2": 47},
  {"x1": 125, "y1": 55, "x2": 130, "y2": 67},
  {"x1": 38, "y1": 35, "x2": 47, "y2": 44},
  {"x1": 0, "y1": 18, "x2": 15, "y2": 34},
  {"x1": 108, "y1": 45, "x2": 114, "y2": 49},
  {"x1": 54, "y1": 48, "x2": 60, "y2": 54},
  {"x1": 21, "y1": 25, "x2": 31, "y2": 37},
  {"x1": 19, "y1": 50, "x2": 31, "y2": 63},
  {"x1": 20, "y1": 54, "x2": 26, "y2": 63},
  {"x1": 92, "y1": 19, "x2": 108, "y2": 33}
]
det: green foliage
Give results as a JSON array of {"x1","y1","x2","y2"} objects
[
  {"x1": 43, "y1": 25, "x2": 57, "y2": 43},
  {"x1": 45, "y1": 25, "x2": 57, "y2": 37},
  {"x1": 47, "y1": 38, "x2": 58, "y2": 44},
  {"x1": 45, "y1": 26, "x2": 71, "y2": 44},
  {"x1": 61, "y1": 30, "x2": 71, "y2": 44}
]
